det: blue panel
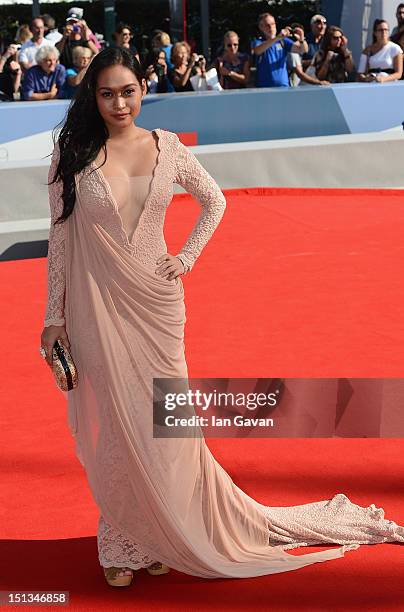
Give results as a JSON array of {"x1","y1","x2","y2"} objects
[
  {"x1": 140, "y1": 87, "x2": 349, "y2": 144},
  {"x1": 332, "y1": 81, "x2": 404, "y2": 133},
  {"x1": 0, "y1": 100, "x2": 68, "y2": 144},
  {"x1": 1, "y1": 82, "x2": 404, "y2": 146}
]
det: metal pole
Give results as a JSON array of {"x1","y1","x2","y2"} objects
[
  {"x1": 32, "y1": 0, "x2": 40, "y2": 18},
  {"x1": 168, "y1": 0, "x2": 185, "y2": 43},
  {"x1": 200, "y1": 0, "x2": 210, "y2": 61},
  {"x1": 104, "y1": 0, "x2": 116, "y2": 47},
  {"x1": 183, "y1": 0, "x2": 187, "y2": 42}
]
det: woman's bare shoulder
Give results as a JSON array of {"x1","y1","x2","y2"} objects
[{"x1": 362, "y1": 44, "x2": 374, "y2": 55}]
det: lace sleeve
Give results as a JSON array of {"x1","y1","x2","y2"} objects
[
  {"x1": 44, "y1": 143, "x2": 66, "y2": 327},
  {"x1": 173, "y1": 140, "x2": 226, "y2": 273}
]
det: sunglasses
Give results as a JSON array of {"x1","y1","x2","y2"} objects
[
  {"x1": 315, "y1": 19, "x2": 327, "y2": 25},
  {"x1": 226, "y1": 43, "x2": 239, "y2": 47}
]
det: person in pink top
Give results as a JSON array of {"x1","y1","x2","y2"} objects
[
  {"x1": 66, "y1": 6, "x2": 101, "y2": 50},
  {"x1": 39, "y1": 47, "x2": 404, "y2": 588}
]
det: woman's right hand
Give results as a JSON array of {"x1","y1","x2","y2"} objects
[
  {"x1": 218, "y1": 62, "x2": 230, "y2": 76},
  {"x1": 9, "y1": 60, "x2": 21, "y2": 75},
  {"x1": 40, "y1": 325, "x2": 71, "y2": 367},
  {"x1": 63, "y1": 24, "x2": 73, "y2": 39},
  {"x1": 4, "y1": 44, "x2": 18, "y2": 59},
  {"x1": 366, "y1": 73, "x2": 376, "y2": 82},
  {"x1": 145, "y1": 64, "x2": 155, "y2": 78}
]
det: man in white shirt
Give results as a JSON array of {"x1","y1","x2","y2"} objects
[
  {"x1": 18, "y1": 17, "x2": 54, "y2": 71},
  {"x1": 43, "y1": 14, "x2": 63, "y2": 45}
]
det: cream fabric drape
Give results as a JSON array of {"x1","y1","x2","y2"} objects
[{"x1": 60, "y1": 183, "x2": 404, "y2": 579}]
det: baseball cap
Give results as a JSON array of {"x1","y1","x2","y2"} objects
[
  {"x1": 311, "y1": 14, "x2": 327, "y2": 25},
  {"x1": 66, "y1": 7, "x2": 84, "y2": 22}
]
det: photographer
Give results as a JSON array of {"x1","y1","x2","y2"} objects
[
  {"x1": 145, "y1": 49, "x2": 174, "y2": 93},
  {"x1": 169, "y1": 41, "x2": 206, "y2": 92},
  {"x1": 251, "y1": 12, "x2": 308, "y2": 88},
  {"x1": 0, "y1": 43, "x2": 22, "y2": 100},
  {"x1": 310, "y1": 26, "x2": 354, "y2": 83},
  {"x1": 56, "y1": 11, "x2": 98, "y2": 69}
]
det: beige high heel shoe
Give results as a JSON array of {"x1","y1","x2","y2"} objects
[
  {"x1": 146, "y1": 562, "x2": 170, "y2": 576},
  {"x1": 103, "y1": 566, "x2": 134, "y2": 587}
]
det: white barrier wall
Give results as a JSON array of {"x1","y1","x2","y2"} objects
[
  {"x1": 1, "y1": 128, "x2": 403, "y2": 257},
  {"x1": 194, "y1": 128, "x2": 404, "y2": 190}
]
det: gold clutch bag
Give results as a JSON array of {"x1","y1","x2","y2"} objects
[{"x1": 52, "y1": 339, "x2": 78, "y2": 391}]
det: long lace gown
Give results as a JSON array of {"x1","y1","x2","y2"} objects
[{"x1": 44, "y1": 128, "x2": 404, "y2": 578}]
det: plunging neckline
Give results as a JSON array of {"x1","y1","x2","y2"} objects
[{"x1": 90, "y1": 128, "x2": 162, "y2": 249}]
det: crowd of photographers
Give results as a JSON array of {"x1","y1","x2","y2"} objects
[{"x1": 1, "y1": 4, "x2": 404, "y2": 102}]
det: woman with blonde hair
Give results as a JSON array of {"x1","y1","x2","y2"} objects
[
  {"x1": 169, "y1": 40, "x2": 206, "y2": 92},
  {"x1": 215, "y1": 30, "x2": 250, "y2": 89},
  {"x1": 159, "y1": 32, "x2": 173, "y2": 70},
  {"x1": 63, "y1": 45, "x2": 93, "y2": 98},
  {"x1": 15, "y1": 24, "x2": 33, "y2": 45}
]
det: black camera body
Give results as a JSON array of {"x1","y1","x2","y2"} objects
[{"x1": 154, "y1": 63, "x2": 165, "y2": 79}]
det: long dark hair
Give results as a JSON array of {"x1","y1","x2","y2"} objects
[
  {"x1": 114, "y1": 22, "x2": 133, "y2": 37},
  {"x1": 50, "y1": 47, "x2": 145, "y2": 225},
  {"x1": 320, "y1": 25, "x2": 344, "y2": 53},
  {"x1": 372, "y1": 19, "x2": 389, "y2": 44}
]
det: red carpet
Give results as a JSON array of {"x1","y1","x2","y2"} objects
[{"x1": 1, "y1": 188, "x2": 404, "y2": 610}]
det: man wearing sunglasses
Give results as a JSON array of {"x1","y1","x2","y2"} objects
[
  {"x1": 303, "y1": 14, "x2": 327, "y2": 69},
  {"x1": 252, "y1": 12, "x2": 308, "y2": 88}
]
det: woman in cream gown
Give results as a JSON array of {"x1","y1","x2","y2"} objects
[{"x1": 40, "y1": 48, "x2": 404, "y2": 586}]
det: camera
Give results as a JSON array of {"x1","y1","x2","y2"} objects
[
  {"x1": 73, "y1": 24, "x2": 81, "y2": 33},
  {"x1": 154, "y1": 63, "x2": 165, "y2": 79}
]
